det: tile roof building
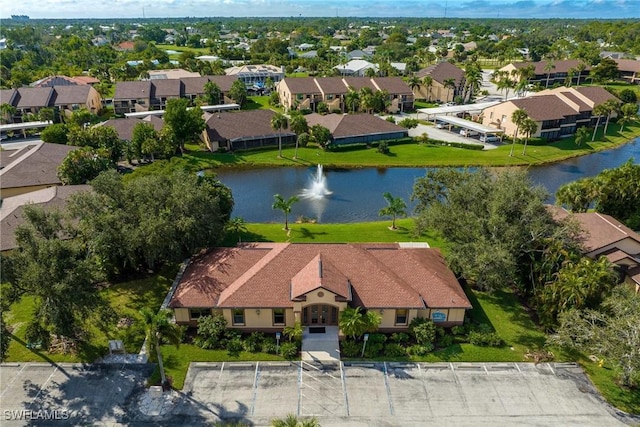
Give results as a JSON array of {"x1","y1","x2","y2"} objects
[
  {"x1": 305, "y1": 113, "x2": 408, "y2": 145},
  {"x1": 169, "y1": 243, "x2": 472, "y2": 329},
  {"x1": 414, "y1": 62, "x2": 466, "y2": 103},
  {"x1": 0, "y1": 85, "x2": 102, "y2": 122}
]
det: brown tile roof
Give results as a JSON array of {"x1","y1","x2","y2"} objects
[
  {"x1": 510, "y1": 95, "x2": 577, "y2": 121},
  {"x1": 72, "y1": 76, "x2": 100, "y2": 85},
  {"x1": 372, "y1": 77, "x2": 412, "y2": 95},
  {"x1": 512, "y1": 59, "x2": 591, "y2": 75},
  {"x1": 574, "y1": 86, "x2": 619, "y2": 106},
  {"x1": 601, "y1": 249, "x2": 638, "y2": 265},
  {"x1": 291, "y1": 254, "x2": 350, "y2": 299},
  {"x1": 113, "y1": 81, "x2": 152, "y2": 100},
  {"x1": 0, "y1": 143, "x2": 79, "y2": 190},
  {"x1": 169, "y1": 243, "x2": 472, "y2": 310},
  {"x1": 152, "y1": 79, "x2": 182, "y2": 98},
  {"x1": 206, "y1": 75, "x2": 239, "y2": 93},
  {"x1": 557, "y1": 91, "x2": 591, "y2": 112},
  {"x1": 31, "y1": 75, "x2": 84, "y2": 87},
  {"x1": 15, "y1": 87, "x2": 54, "y2": 108},
  {"x1": 305, "y1": 113, "x2": 406, "y2": 139},
  {"x1": 1, "y1": 185, "x2": 91, "y2": 251},
  {"x1": 51, "y1": 85, "x2": 93, "y2": 105},
  {"x1": 204, "y1": 109, "x2": 293, "y2": 143},
  {"x1": 281, "y1": 78, "x2": 321, "y2": 94},
  {"x1": 314, "y1": 77, "x2": 349, "y2": 95},
  {"x1": 0, "y1": 89, "x2": 17, "y2": 106},
  {"x1": 629, "y1": 266, "x2": 640, "y2": 285},
  {"x1": 97, "y1": 116, "x2": 164, "y2": 141},
  {"x1": 343, "y1": 77, "x2": 377, "y2": 91},
  {"x1": 416, "y1": 61, "x2": 465, "y2": 86},
  {"x1": 180, "y1": 76, "x2": 211, "y2": 96},
  {"x1": 614, "y1": 59, "x2": 640, "y2": 73}
]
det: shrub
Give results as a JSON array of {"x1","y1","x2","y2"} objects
[
  {"x1": 617, "y1": 88, "x2": 637, "y2": 104},
  {"x1": 280, "y1": 342, "x2": 298, "y2": 360},
  {"x1": 398, "y1": 118, "x2": 418, "y2": 129},
  {"x1": 410, "y1": 317, "x2": 437, "y2": 346},
  {"x1": 341, "y1": 340, "x2": 361, "y2": 358},
  {"x1": 316, "y1": 102, "x2": 328, "y2": 114},
  {"x1": 469, "y1": 331, "x2": 503, "y2": 347},
  {"x1": 407, "y1": 343, "x2": 434, "y2": 356},
  {"x1": 377, "y1": 141, "x2": 390, "y2": 154},
  {"x1": 438, "y1": 334, "x2": 454, "y2": 348},
  {"x1": 24, "y1": 321, "x2": 50, "y2": 350},
  {"x1": 40, "y1": 123, "x2": 68, "y2": 144},
  {"x1": 385, "y1": 115, "x2": 396, "y2": 123},
  {"x1": 195, "y1": 314, "x2": 227, "y2": 349},
  {"x1": 261, "y1": 341, "x2": 277, "y2": 354},
  {"x1": 226, "y1": 337, "x2": 244, "y2": 357},
  {"x1": 243, "y1": 332, "x2": 264, "y2": 353},
  {"x1": 451, "y1": 325, "x2": 467, "y2": 336},
  {"x1": 364, "y1": 342, "x2": 384, "y2": 358},
  {"x1": 299, "y1": 108, "x2": 312, "y2": 115},
  {"x1": 391, "y1": 332, "x2": 410, "y2": 344},
  {"x1": 268, "y1": 91, "x2": 280, "y2": 106},
  {"x1": 384, "y1": 343, "x2": 407, "y2": 358}
]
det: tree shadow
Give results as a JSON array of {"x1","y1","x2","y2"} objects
[{"x1": 296, "y1": 227, "x2": 329, "y2": 240}]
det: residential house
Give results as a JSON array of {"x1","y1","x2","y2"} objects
[
  {"x1": 499, "y1": 60, "x2": 591, "y2": 87},
  {"x1": 149, "y1": 79, "x2": 182, "y2": 110},
  {"x1": 314, "y1": 77, "x2": 350, "y2": 112},
  {"x1": 96, "y1": 115, "x2": 164, "y2": 141},
  {"x1": 372, "y1": 77, "x2": 414, "y2": 113},
  {"x1": 277, "y1": 78, "x2": 322, "y2": 112},
  {"x1": 305, "y1": 113, "x2": 409, "y2": 145},
  {"x1": 169, "y1": 243, "x2": 472, "y2": 330},
  {"x1": 1, "y1": 185, "x2": 91, "y2": 252},
  {"x1": 201, "y1": 109, "x2": 295, "y2": 152},
  {"x1": 148, "y1": 69, "x2": 200, "y2": 80},
  {"x1": 113, "y1": 81, "x2": 153, "y2": 115},
  {"x1": 51, "y1": 85, "x2": 102, "y2": 116},
  {"x1": 31, "y1": 75, "x2": 95, "y2": 88},
  {"x1": 335, "y1": 60, "x2": 378, "y2": 77},
  {"x1": 0, "y1": 85, "x2": 102, "y2": 122},
  {"x1": 225, "y1": 64, "x2": 284, "y2": 89},
  {"x1": 182, "y1": 75, "x2": 238, "y2": 104},
  {"x1": 415, "y1": 61, "x2": 465, "y2": 103},
  {"x1": 0, "y1": 142, "x2": 79, "y2": 198},
  {"x1": 347, "y1": 50, "x2": 371, "y2": 60},
  {"x1": 481, "y1": 86, "x2": 618, "y2": 140},
  {"x1": 549, "y1": 207, "x2": 640, "y2": 292},
  {"x1": 614, "y1": 59, "x2": 640, "y2": 84}
]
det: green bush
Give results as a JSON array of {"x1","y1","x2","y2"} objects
[
  {"x1": 40, "y1": 123, "x2": 68, "y2": 144},
  {"x1": 280, "y1": 342, "x2": 298, "y2": 360},
  {"x1": 390, "y1": 332, "x2": 410, "y2": 344},
  {"x1": 407, "y1": 343, "x2": 434, "y2": 356},
  {"x1": 422, "y1": 139, "x2": 484, "y2": 150},
  {"x1": 261, "y1": 341, "x2": 277, "y2": 354},
  {"x1": 341, "y1": 340, "x2": 361, "y2": 358},
  {"x1": 226, "y1": 337, "x2": 244, "y2": 357},
  {"x1": 377, "y1": 141, "x2": 390, "y2": 154},
  {"x1": 451, "y1": 325, "x2": 467, "y2": 336},
  {"x1": 469, "y1": 331, "x2": 503, "y2": 347},
  {"x1": 410, "y1": 317, "x2": 437, "y2": 346},
  {"x1": 384, "y1": 343, "x2": 407, "y2": 358},
  {"x1": 243, "y1": 332, "x2": 264, "y2": 353},
  {"x1": 438, "y1": 334, "x2": 454, "y2": 348},
  {"x1": 195, "y1": 314, "x2": 227, "y2": 349},
  {"x1": 398, "y1": 118, "x2": 418, "y2": 129},
  {"x1": 385, "y1": 116, "x2": 396, "y2": 123}
]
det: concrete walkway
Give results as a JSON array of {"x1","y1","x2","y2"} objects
[{"x1": 301, "y1": 325, "x2": 340, "y2": 362}]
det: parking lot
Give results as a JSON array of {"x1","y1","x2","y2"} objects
[{"x1": 0, "y1": 361, "x2": 632, "y2": 426}]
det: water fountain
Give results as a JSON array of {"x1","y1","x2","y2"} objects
[{"x1": 300, "y1": 164, "x2": 332, "y2": 200}]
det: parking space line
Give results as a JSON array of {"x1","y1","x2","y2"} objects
[
  {"x1": 515, "y1": 363, "x2": 523, "y2": 374},
  {"x1": 547, "y1": 363, "x2": 556, "y2": 376},
  {"x1": 297, "y1": 362, "x2": 302, "y2": 416},
  {"x1": 250, "y1": 362, "x2": 260, "y2": 416},
  {"x1": 416, "y1": 363, "x2": 433, "y2": 414},
  {"x1": 0, "y1": 363, "x2": 28, "y2": 398},
  {"x1": 483, "y1": 363, "x2": 489, "y2": 375},
  {"x1": 340, "y1": 362, "x2": 349, "y2": 416},
  {"x1": 219, "y1": 362, "x2": 225, "y2": 379},
  {"x1": 30, "y1": 365, "x2": 58, "y2": 406},
  {"x1": 382, "y1": 362, "x2": 394, "y2": 416}
]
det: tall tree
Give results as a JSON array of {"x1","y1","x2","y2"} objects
[
  {"x1": 591, "y1": 103, "x2": 609, "y2": 141},
  {"x1": 338, "y1": 306, "x2": 381, "y2": 340},
  {"x1": 618, "y1": 102, "x2": 639, "y2": 132},
  {"x1": 543, "y1": 60, "x2": 555, "y2": 88},
  {"x1": 163, "y1": 98, "x2": 205, "y2": 153},
  {"x1": 58, "y1": 147, "x2": 113, "y2": 185},
  {"x1": 203, "y1": 80, "x2": 222, "y2": 105},
  {"x1": 573, "y1": 126, "x2": 591, "y2": 146},
  {"x1": 421, "y1": 76, "x2": 433, "y2": 102},
  {"x1": 510, "y1": 108, "x2": 529, "y2": 156},
  {"x1": 575, "y1": 62, "x2": 587, "y2": 86},
  {"x1": 443, "y1": 78, "x2": 456, "y2": 103},
  {"x1": 272, "y1": 194, "x2": 299, "y2": 231},
  {"x1": 228, "y1": 79, "x2": 248, "y2": 107},
  {"x1": 520, "y1": 117, "x2": 538, "y2": 155},
  {"x1": 140, "y1": 308, "x2": 182, "y2": 389},
  {"x1": 226, "y1": 217, "x2": 247, "y2": 243},
  {"x1": 345, "y1": 87, "x2": 360, "y2": 113},
  {"x1": 378, "y1": 192, "x2": 407, "y2": 230},
  {"x1": 289, "y1": 111, "x2": 308, "y2": 160},
  {"x1": 271, "y1": 112, "x2": 289, "y2": 158},
  {"x1": 602, "y1": 99, "x2": 620, "y2": 136},
  {"x1": 555, "y1": 179, "x2": 597, "y2": 213}
]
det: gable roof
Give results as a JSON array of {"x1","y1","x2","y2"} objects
[
  {"x1": 314, "y1": 77, "x2": 349, "y2": 95},
  {"x1": 510, "y1": 59, "x2": 591, "y2": 75},
  {"x1": 280, "y1": 78, "x2": 321, "y2": 94},
  {"x1": 151, "y1": 79, "x2": 182, "y2": 98},
  {"x1": 0, "y1": 143, "x2": 79, "y2": 190},
  {"x1": 97, "y1": 115, "x2": 164, "y2": 141},
  {"x1": 372, "y1": 77, "x2": 413, "y2": 95},
  {"x1": 31, "y1": 75, "x2": 84, "y2": 87},
  {"x1": 169, "y1": 243, "x2": 472, "y2": 310},
  {"x1": 305, "y1": 113, "x2": 405, "y2": 138},
  {"x1": 343, "y1": 77, "x2": 377, "y2": 91},
  {"x1": 1, "y1": 185, "x2": 91, "y2": 251},
  {"x1": 416, "y1": 61, "x2": 465, "y2": 86},
  {"x1": 0, "y1": 89, "x2": 17, "y2": 105},
  {"x1": 614, "y1": 59, "x2": 640, "y2": 73},
  {"x1": 15, "y1": 87, "x2": 54, "y2": 108},
  {"x1": 50, "y1": 85, "x2": 94, "y2": 105},
  {"x1": 114, "y1": 81, "x2": 152, "y2": 100},
  {"x1": 204, "y1": 109, "x2": 293, "y2": 143},
  {"x1": 574, "y1": 86, "x2": 619, "y2": 106},
  {"x1": 291, "y1": 254, "x2": 351, "y2": 300},
  {"x1": 510, "y1": 95, "x2": 577, "y2": 121}
]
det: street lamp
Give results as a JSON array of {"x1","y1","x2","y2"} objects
[
  {"x1": 361, "y1": 333, "x2": 369, "y2": 358},
  {"x1": 276, "y1": 332, "x2": 281, "y2": 355}
]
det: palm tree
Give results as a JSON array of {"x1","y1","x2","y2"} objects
[
  {"x1": 226, "y1": 217, "x2": 247, "y2": 243},
  {"x1": 272, "y1": 194, "x2": 299, "y2": 231},
  {"x1": 289, "y1": 112, "x2": 308, "y2": 159},
  {"x1": 464, "y1": 65, "x2": 482, "y2": 102},
  {"x1": 365, "y1": 67, "x2": 377, "y2": 78},
  {"x1": 270, "y1": 112, "x2": 289, "y2": 158},
  {"x1": 602, "y1": 99, "x2": 620, "y2": 136},
  {"x1": 443, "y1": 78, "x2": 456, "y2": 103},
  {"x1": 406, "y1": 75, "x2": 421, "y2": 96},
  {"x1": 140, "y1": 308, "x2": 182, "y2": 389},
  {"x1": 271, "y1": 414, "x2": 320, "y2": 427},
  {"x1": 510, "y1": 108, "x2": 529, "y2": 156},
  {"x1": 359, "y1": 87, "x2": 375, "y2": 114},
  {"x1": 544, "y1": 60, "x2": 556, "y2": 88},
  {"x1": 575, "y1": 62, "x2": 587, "y2": 86},
  {"x1": 520, "y1": 117, "x2": 538, "y2": 155},
  {"x1": 591, "y1": 103, "x2": 609, "y2": 141},
  {"x1": 283, "y1": 321, "x2": 303, "y2": 342},
  {"x1": 619, "y1": 102, "x2": 639, "y2": 132},
  {"x1": 378, "y1": 192, "x2": 407, "y2": 230},
  {"x1": 338, "y1": 306, "x2": 381, "y2": 340},
  {"x1": 345, "y1": 87, "x2": 360, "y2": 114},
  {"x1": 422, "y1": 76, "x2": 433, "y2": 102},
  {"x1": 0, "y1": 103, "x2": 16, "y2": 124},
  {"x1": 574, "y1": 126, "x2": 591, "y2": 146}
]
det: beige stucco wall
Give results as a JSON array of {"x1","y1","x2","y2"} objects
[
  {"x1": 413, "y1": 82, "x2": 451, "y2": 103},
  {"x1": 276, "y1": 82, "x2": 293, "y2": 111},
  {"x1": 220, "y1": 308, "x2": 296, "y2": 329},
  {"x1": 376, "y1": 308, "x2": 419, "y2": 329},
  {"x1": 481, "y1": 102, "x2": 520, "y2": 137},
  {"x1": 175, "y1": 308, "x2": 190, "y2": 323}
]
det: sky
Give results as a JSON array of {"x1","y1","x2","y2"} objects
[{"x1": 0, "y1": 0, "x2": 638, "y2": 20}]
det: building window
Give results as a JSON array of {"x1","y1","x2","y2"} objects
[
  {"x1": 232, "y1": 309, "x2": 245, "y2": 325},
  {"x1": 273, "y1": 309, "x2": 285, "y2": 325},
  {"x1": 326, "y1": 94, "x2": 334, "y2": 100},
  {"x1": 395, "y1": 309, "x2": 408, "y2": 325},
  {"x1": 189, "y1": 308, "x2": 210, "y2": 320}
]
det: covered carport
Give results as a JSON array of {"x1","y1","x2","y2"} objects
[
  {"x1": 432, "y1": 115, "x2": 504, "y2": 140},
  {"x1": 0, "y1": 120, "x2": 53, "y2": 139},
  {"x1": 417, "y1": 101, "x2": 501, "y2": 120}
]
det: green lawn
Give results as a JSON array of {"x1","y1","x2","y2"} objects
[
  {"x1": 221, "y1": 219, "x2": 447, "y2": 249},
  {"x1": 130, "y1": 121, "x2": 640, "y2": 177},
  {"x1": 4, "y1": 266, "x2": 176, "y2": 363},
  {"x1": 152, "y1": 345, "x2": 286, "y2": 389},
  {"x1": 155, "y1": 43, "x2": 212, "y2": 59},
  {"x1": 414, "y1": 101, "x2": 440, "y2": 109},
  {"x1": 244, "y1": 96, "x2": 281, "y2": 112}
]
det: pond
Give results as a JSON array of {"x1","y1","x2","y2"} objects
[{"x1": 216, "y1": 139, "x2": 639, "y2": 223}]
